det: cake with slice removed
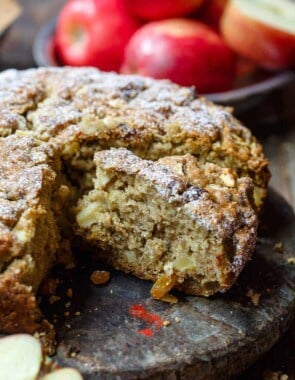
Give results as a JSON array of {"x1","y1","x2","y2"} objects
[{"x1": 0, "y1": 67, "x2": 268, "y2": 340}]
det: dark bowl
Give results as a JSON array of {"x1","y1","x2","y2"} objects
[
  {"x1": 0, "y1": 25, "x2": 12, "y2": 45},
  {"x1": 33, "y1": 18, "x2": 295, "y2": 114}
]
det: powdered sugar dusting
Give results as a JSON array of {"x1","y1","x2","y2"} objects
[
  {"x1": 95, "y1": 147, "x2": 258, "y2": 239},
  {"x1": 0, "y1": 67, "x2": 246, "y2": 146},
  {"x1": 0, "y1": 136, "x2": 56, "y2": 234}
]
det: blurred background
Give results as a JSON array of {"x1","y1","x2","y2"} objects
[{"x1": 0, "y1": 1, "x2": 294, "y2": 379}]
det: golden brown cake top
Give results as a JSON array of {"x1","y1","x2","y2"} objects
[
  {"x1": 0, "y1": 67, "x2": 242, "y2": 140},
  {"x1": 0, "y1": 68, "x2": 267, "y2": 180},
  {"x1": 0, "y1": 67, "x2": 269, "y2": 216},
  {"x1": 94, "y1": 148, "x2": 257, "y2": 239},
  {"x1": 0, "y1": 135, "x2": 57, "y2": 270}
]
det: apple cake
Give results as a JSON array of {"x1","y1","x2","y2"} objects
[{"x1": 0, "y1": 67, "x2": 269, "y2": 337}]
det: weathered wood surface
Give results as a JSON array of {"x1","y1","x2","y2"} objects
[{"x1": 0, "y1": 0, "x2": 295, "y2": 380}]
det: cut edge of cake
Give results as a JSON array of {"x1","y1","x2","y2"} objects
[
  {"x1": 0, "y1": 136, "x2": 71, "y2": 352},
  {"x1": 75, "y1": 148, "x2": 258, "y2": 297}
]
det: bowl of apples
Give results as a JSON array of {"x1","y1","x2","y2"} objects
[{"x1": 33, "y1": 0, "x2": 295, "y2": 113}]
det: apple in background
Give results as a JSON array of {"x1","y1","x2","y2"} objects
[
  {"x1": 55, "y1": 0, "x2": 140, "y2": 71},
  {"x1": 221, "y1": 0, "x2": 295, "y2": 70},
  {"x1": 121, "y1": 19, "x2": 236, "y2": 94},
  {"x1": 197, "y1": 0, "x2": 228, "y2": 31},
  {"x1": 121, "y1": 0, "x2": 204, "y2": 21}
]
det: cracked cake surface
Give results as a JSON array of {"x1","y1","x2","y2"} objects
[
  {"x1": 0, "y1": 67, "x2": 269, "y2": 337},
  {"x1": 0, "y1": 67, "x2": 269, "y2": 206}
]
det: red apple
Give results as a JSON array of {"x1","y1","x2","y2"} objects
[
  {"x1": 121, "y1": 0, "x2": 204, "y2": 21},
  {"x1": 121, "y1": 19, "x2": 236, "y2": 93},
  {"x1": 221, "y1": 0, "x2": 295, "y2": 70},
  {"x1": 55, "y1": 0, "x2": 140, "y2": 71},
  {"x1": 197, "y1": 0, "x2": 228, "y2": 31}
]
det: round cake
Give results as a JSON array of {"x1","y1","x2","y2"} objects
[{"x1": 0, "y1": 68, "x2": 269, "y2": 341}]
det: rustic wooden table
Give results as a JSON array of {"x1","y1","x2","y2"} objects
[{"x1": 0, "y1": 1, "x2": 294, "y2": 379}]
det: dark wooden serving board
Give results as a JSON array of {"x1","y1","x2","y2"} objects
[{"x1": 45, "y1": 189, "x2": 295, "y2": 380}]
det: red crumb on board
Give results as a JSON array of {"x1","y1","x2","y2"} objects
[
  {"x1": 137, "y1": 328, "x2": 154, "y2": 337},
  {"x1": 129, "y1": 304, "x2": 164, "y2": 336},
  {"x1": 129, "y1": 304, "x2": 163, "y2": 329}
]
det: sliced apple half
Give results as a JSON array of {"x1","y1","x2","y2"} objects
[
  {"x1": 41, "y1": 368, "x2": 83, "y2": 380},
  {"x1": 0, "y1": 334, "x2": 42, "y2": 380},
  {"x1": 221, "y1": 0, "x2": 295, "y2": 70}
]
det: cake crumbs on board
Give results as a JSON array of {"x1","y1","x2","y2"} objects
[
  {"x1": 273, "y1": 242, "x2": 283, "y2": 254},
  {"x1": 90, "y1": 270, "x2": 110, "y2": 285},
  {"x1": 246, "y1": 289, "x2": 261, "y2": 306}
]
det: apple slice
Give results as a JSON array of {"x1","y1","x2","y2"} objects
[
  {"x1": 41, "y1": 368, "x2": 83, "y2": 380},
  {"x1": 221, "y1": 0, "x2": 295, "y2": 70},
  {"x1": 0, "y1": 334, "x2": 42, "y2": 380}
]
